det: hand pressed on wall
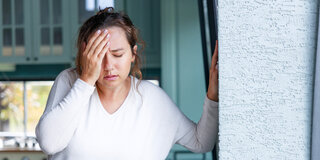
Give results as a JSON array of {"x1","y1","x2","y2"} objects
[{"x1": 207, "y1": 40, "x2": 219, "y2": 102}]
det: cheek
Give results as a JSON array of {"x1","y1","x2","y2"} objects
[
  {"x1": 119, "y1": 60, "x2": 131, "y2": 69},
  {"x1": 118, "y1": 58, "x2": 132, "y2": 72}
]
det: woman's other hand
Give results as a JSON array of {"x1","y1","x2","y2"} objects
[
  {"x1": 207, "y1": 40, "x2": 219, "y2": 102},
  {"x1": 80, "y1": 29, "x2": 111, "y2": 86}
]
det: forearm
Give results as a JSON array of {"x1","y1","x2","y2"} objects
[
  {"x1": 178, "y1": 96, "x2": 219, "y2": 153},
  {"x1": 36, "y1": 79, "x2": 95, "y2": 155},
  {"x1": 195, "y1": 96, "x2": 218, "y2": 152}
]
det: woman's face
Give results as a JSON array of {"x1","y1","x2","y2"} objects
[{"x1": 96, "y1": 26, "x2": 136, "y2": 89}]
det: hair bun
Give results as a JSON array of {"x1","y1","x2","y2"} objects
[{"x1": 96, "y1": 7, "x2": 114, "y2": 15}]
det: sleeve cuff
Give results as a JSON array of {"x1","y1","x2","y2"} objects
[
  {"x1": 205, "y1": 96, "x2": 219, "y2": 108},
  {"x1": 74, "y1": 78, "x2": 96, "y2": 93}
]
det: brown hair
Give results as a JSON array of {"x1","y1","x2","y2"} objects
[{"x1": 75, "y1": 7, "x2": 144, "y2": 84}]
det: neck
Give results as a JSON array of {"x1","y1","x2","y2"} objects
[{"x1": 96, "y1": 77, "x2": 131, "y2": 101}]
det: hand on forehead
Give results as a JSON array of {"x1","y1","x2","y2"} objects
[{"x1": 85, "y1": 26, "x2": 130, "y2": 53}]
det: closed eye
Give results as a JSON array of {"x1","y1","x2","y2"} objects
[
  {"x1": 113, "y1": 54, "x2": 123, "y2": 57},
  {"x1": 110, "y1": 48, "x2": 124, "y2": 58}
]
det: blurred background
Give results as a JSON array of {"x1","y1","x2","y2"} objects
[{"x1": 0, "y1": 0, "x2": 215, "y2": 159}]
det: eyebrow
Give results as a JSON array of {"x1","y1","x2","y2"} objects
[{"x1": 110, "y1": 48, "x2": 124, "y2": 52}]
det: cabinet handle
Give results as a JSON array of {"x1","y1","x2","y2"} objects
[
  {"x1": 34, "y1": 57, "x2": 38, "y2": 61},
  {"x1": 26, "y1": 57, "x2": 30, "y2": 61},
  {"x1": 2, "y1": 157, "x2": 8, "y2": 160}
]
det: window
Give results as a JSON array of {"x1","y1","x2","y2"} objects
[
  {"x1": 78, "y1": 0, "x2": 114, "y2": 24},
  {"x1": 0, "y1": 82, "x2": 24, "y2": 134},
  {"x1": 0, "y1": 81, "x2": 53, "y2": 137}
]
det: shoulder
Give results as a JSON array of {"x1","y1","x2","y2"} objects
[
  {"x1": 133, "y1": 78, "x2": 178, "y2": 109},
  {"x1": 56, "y1": 67, "x2": 78, "y2": 80},
  {"x1": 54, "y1": 68, "x2": 79, "y2": 86},
  {"x1": 136, "y1": 79, "x2": 167, "y2": 97},
  {"x1": 134, "y1": 79, "x2": 185, "y2": 126}
]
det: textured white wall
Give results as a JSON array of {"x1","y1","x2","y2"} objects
[{"x1": 218, "y1": 0, "x2": 318, "y2": 159}]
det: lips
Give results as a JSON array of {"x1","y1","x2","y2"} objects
[{"x1": 104, "y1": 75, "x2": 118, "y2": 81}]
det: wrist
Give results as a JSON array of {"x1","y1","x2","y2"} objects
[
  {"x1": 80, "y1": 75, "x2": 96, "y2": 86},
  {"x1": 207, "y1": 93, "x2": 219, "y2": 102}
]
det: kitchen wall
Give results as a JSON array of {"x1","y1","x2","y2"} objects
[{"x1": 218, "y1": 0, "x2": 318, "y2": 159}]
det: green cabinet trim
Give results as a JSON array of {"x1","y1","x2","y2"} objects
[{"x1": 0, "y1": 64, "x2": 71, "y2": 80}]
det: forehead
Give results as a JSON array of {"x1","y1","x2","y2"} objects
[
  {"x1": 87, "y1": 26, "x2": 129, "y2": 46},
  {"x1": 107, "y1": 26, "x2": 128, "y2": 44},
  {"x1": 105, "y1": 26, "x2": 131, "y2": 50}
]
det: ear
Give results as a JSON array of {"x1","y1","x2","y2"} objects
[{"x1": 131, "y1": 45, "x2": 137, "y2": 62}]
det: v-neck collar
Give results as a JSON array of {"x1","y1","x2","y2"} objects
[{"x1": 94, "y1": 77, "x2": 134, "y2": 118}]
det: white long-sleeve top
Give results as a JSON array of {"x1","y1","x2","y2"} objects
[{"x1": 36, "y1": 68, "x2": 218, "y2": 160}]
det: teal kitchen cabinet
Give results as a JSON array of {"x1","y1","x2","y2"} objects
[
  {"x1": 0, "y1": 0, "x2": 72, "y2": 64},
  {"x1": 0, "y1": 0, "x2": 32, "y2": 63},
  {"x1": 0, "y1": 0, "x2": 160, "y2": 67},
  {"x1": 31, "y1": 0, "x2": 71, "y2": 64}
]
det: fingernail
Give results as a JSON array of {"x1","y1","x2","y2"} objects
[
  {"x1": 104, "y1": 29, "x2": 108, "y2": 34},
  {"x1": 107, "y1": 34, "x2": 110, "y2": 39},
  {"x1": 96, "y1": 30, "x2": 101, "y2": 34},
  {"x1": 106, "y1": 42, "x2": 110, "y2": 46}
]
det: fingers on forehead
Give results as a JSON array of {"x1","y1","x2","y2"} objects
[{"x1": 87, "y1": 30, "x2": 108, "y2": 50}]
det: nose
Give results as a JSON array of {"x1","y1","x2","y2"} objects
[{"x1": 104, "y1": 53, "x2": 113, "y2": 71}]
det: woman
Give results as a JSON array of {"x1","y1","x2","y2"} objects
[{"x1": 36, "y1": 7, "x2": 219, "y2": 160}]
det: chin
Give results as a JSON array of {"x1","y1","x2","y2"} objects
[{"x1": 99, "y1": 78, "x2": 123, "y2": 87}]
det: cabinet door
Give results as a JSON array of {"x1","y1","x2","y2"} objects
[
  {"x1": 0, "y1": 0, "x2": 32, "y2": 63},
  {"x1": 32, "y1": 0, "x2": 71, "y2": 64}
]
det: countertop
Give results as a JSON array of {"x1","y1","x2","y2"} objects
[{"x1": 0, "y1": 147, "x2": 43, "y2": 153}]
